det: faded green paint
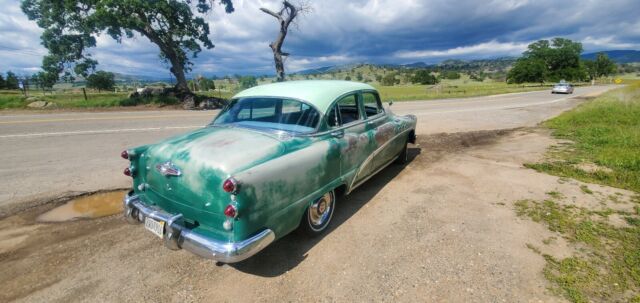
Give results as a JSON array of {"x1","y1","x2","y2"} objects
[
  {"x1": 127, "y1": 82, "x2": 417, "y2": 245},
  {"x1": 233, "y1": 80, "x2": 375, "y2": 115}
]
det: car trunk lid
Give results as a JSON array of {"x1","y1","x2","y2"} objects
[{"x1": 142, "y1": 126, "x2": 285, "y2": 215}]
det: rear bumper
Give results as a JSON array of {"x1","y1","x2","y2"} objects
[{"x1": 123, "y1": 191, "x2": 275, "y2": 263}]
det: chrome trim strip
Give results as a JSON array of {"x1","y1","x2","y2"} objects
[
  {"x1": 348, "y1": 128, "x2": 413, "y2": 192},
  {"x1": 123, "y1": 192, "x2": 275, "y2": 263},
  {"x1": 348, "y1": 155, "x2": 399, "y2": 194}
]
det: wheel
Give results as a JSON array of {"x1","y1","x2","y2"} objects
[
  {"x1": 300, "y1": 190, "x2": 335, "y2": 236},
  {"x1": 394, "y1": 139, "x2": 408, "y2": 165}
]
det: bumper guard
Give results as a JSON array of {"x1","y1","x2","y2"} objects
[{"x1": 123, "y1": 191, "x2": 275, "y2": 263}]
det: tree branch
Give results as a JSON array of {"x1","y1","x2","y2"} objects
[{"x1": 259, "y1": 7, "x2": 282, "y2": 21}]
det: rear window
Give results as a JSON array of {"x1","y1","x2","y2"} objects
[{"x1": 213, "y1": 97, "x2": 320, "y2": 133}]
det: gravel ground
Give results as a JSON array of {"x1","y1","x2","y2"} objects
[{"x1": 3, "y1": 128, "x2": 638, "y2": 302}]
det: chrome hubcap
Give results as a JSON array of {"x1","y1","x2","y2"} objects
[{"x1": 309, "y1": 192, "x2": 333, "y2": 228}]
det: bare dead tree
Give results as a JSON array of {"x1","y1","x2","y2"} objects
[{"x1": 260, "y1": 1, "x2": 309, "y2": 82}]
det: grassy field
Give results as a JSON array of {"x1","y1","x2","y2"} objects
[
  {"x1": 0, "y1": 90, "x2": 180, "y2": 109},
  {"x1": 522, "y1": 81, "x2": 640, "y2": 302},
  {"x1": 375, "y1": 81, "x2": 552, "y2": 101},
  {"x1": 526, "y1": 81, "x2": 640, "y2": 192},
  {"x1": 0, "y1": 81, "x2": 557, "y2": 110},
  {"x1": 0, "y1": 72, "x2": 629, "y2": 110}
]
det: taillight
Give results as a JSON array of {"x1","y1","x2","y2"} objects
[
  {"x1": 222, "y1": 178, "x2": 238, "y2": 193},
  {"x1": 121, "y1": 150, "x2": 129, "y2": 159},
  {"x1": 224, "y1": 204, "x2": 237, "y2": 218},
  {"x1": 124, "y1": 167, "x2": 132, "y2": 176}
]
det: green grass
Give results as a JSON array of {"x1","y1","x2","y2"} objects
[
  {"x1": 375, "y1": 81, "x2": 553, "y2": 102},
  {"x1": 0, "y1": 90, "x2": 180, "y2": 109},
  {"x1": 515, "y1": 198, "x2": 640, "y2": 302},
  {"x1": 526, "y1": 82, "x2": 640, "y2": 193}
]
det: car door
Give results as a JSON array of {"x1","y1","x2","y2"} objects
[
  {"x1": 355, "y1": 91, "x2": 391, "y2": 180},
  {"x1": 325, "y1": 93, "x2": 372, "y2": 186}
]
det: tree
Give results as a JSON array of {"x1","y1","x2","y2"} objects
[
  {"x1": 584, "y1": 52, "x2": 617, "y2": 80},
  {"x1": 5, "y1": 71, "x2": 19, "y2": 89},
  {"x1": 21, "y1": 0, "x2": 234, "y2": 99},
  {"x1": 199, "y1": 77, "x2": 215, "y2": 91},
  {"x1": 239, "y1": 76, "x2": 257, "y2": 89},
  {"x1": 87, "y1": 71, "x2": 115, "y2": 92},
  {"x1": 412, "y1": 70, "x2": 438, "y2": 85},
  {"x1": 507, "y1": 38, "x2": 586, "y2": 83},
  {"x1": 35, "y1": 71, "x2": 57, "y2": 89},
  {"x1": 260, "y1": 1, "x2": 309, "y2": 82},
  {"x1": 381, "y1": 73, "x2": 398, "y2": 86},
  {"x1": 441, "y1": 71, "x2": 461, "y2": 80},
  {"x1": 507, "y1": 58, "x2": 547, "y2": 83},
  {"x1": 344, "y1": 75, "x2": 351, "y2": 81},
  {"x1": 0, "y1": 74, "x2": 5, "y2": 89}
]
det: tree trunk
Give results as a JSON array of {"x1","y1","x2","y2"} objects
[
  {"x1": 272, "y1": 45, "x2": 285, "y2": 82},
  {"x1": 261, "y1": 1, "x2": 299, "y2": 82},
  {"x1": 168, "y1": 56, "x2": 191, "y2": 97}
]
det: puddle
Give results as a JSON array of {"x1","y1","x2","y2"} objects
[{"x1": 37, "y1": 190, "x2": 127, "y2": 222}]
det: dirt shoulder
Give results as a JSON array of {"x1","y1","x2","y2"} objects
[{"x1": 2, "y1": 128, "x2": 637, "y2": 302}]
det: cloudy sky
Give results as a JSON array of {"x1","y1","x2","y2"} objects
[{"x1": 0, "y1": 0, "x2": 639, "y2": 78}]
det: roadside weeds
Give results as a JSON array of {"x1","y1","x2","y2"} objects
[{"x1": 519, "y1": 81, "x2": 640, "y2": 302}]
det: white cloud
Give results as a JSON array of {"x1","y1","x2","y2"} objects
[{"x1": 394, "y1": 40, "x2": 529, "y2": 59}]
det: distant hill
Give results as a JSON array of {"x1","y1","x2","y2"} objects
[{"x1": 581, "y1": 50, "x2": 640, "y2": 63}]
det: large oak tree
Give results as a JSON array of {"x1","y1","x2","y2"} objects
[
  {"x1": 21, "y1": 0, "x2": 234, "y2": 98},
  {"x1": 507, "y1": 38, "x2": 587, "y2": 83}
]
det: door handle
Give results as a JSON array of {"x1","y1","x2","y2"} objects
[{"x1": 331, "y1": 130, "x2": 344, "y2": 138}]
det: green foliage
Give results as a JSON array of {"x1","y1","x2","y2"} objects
[
  {"x1": 381, "y1": 73, "x2": 398, "y2": 86},
  {"x1": 0, "y1": 74, "x2": 4, "y2": 89},
  {"x1": 508, "y1": 38, "x2": 587, "y2": 83},
  {"x1": 344, "y1": 75, "x2": 351, "y2": 81},
  {"x1": 86, "y1": 71, "x2": 115, "y2": 92},
  {"x1": 356, "y1": 72, "x2": 363, "y2": 81},
  {"x1": 5, "y1": 71, "x2": 19, "y2": 89},
  {"x1": 239, "y1": 76, "x2": 257, "y2": 89},
  {"x1": 469, "y1": 72, "x2": 486, "y2": 82},
  {"x1": 527, "y1": 82, "x2": 640, "y2": 192},
  {"x1": 411, "y1": 70, "x2": 438, "y2": 85},
  {"x1": 507, "y1": 58, "x2": 547, "y2": 83},
  {"x1": 20, "y1": 0, "x2": 235, "y2": 92},
  {"x1": 441, "y1": 71, "x2": 461, "y2": 80},
  {"x1": 584, "y1": 53, "x2": 617, "y2": 80},
  {"x1": 198, "y1": 77, "x2": 215, "y2": 91}
]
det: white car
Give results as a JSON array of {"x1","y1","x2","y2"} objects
[{"x1": 552, "y1": 83, "x2": 574, "y2": 94}]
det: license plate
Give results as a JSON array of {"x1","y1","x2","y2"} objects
[{"x1": 144, "y1": 217, "x2": 165, "y2": 238}]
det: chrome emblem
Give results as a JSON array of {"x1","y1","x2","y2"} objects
[{"x1": 155, "y1": 161, "x2": 182, "y2": 177}]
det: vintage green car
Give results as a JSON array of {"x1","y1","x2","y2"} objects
[{"x1": 123, "y1": 80, "x2": 417, "y2": 263}]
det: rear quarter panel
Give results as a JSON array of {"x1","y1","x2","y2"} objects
[{"x1": 233, "y1": 136, "x2": 343, "y2": 240}]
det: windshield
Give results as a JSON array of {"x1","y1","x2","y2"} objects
[{"x1": 212, "y1": 97, "x2": 320, "y2": 133}]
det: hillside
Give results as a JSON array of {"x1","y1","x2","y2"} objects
[{"x1": 581, "y1": 50, "x2": 640, "y2": 63}]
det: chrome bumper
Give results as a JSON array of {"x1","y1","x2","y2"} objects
[{"x1": 123, "y1": 191, "x2": 275, "y2": 263}]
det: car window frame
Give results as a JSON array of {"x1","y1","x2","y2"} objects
[
  {"x1": 210, "y1": 96, "x2": 323, "y2": 134},
  {"x1": 326, "y1": 92, "x2": 363, "y2": 129},
  {"x1": 360, "y1": 90, "x2": 385, "y2": 120}
]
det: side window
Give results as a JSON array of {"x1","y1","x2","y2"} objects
[
  {"x1": 327, "y1": 105, "x2": 340, "y2": 127},
  {"x1": 362, "y1": 92, "x2": 383, "y2": 118},
  {"x1": 336, "y1": 94, "x2": 360, "y2": 125}
]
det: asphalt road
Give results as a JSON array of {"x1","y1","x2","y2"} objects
[{"x1": 0, "y1": 85, "x2": 614, "y2": 211}]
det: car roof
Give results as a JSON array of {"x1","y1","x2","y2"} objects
[{"x1": 232, "y1": 80, "x2": 376, "y2": 115}]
